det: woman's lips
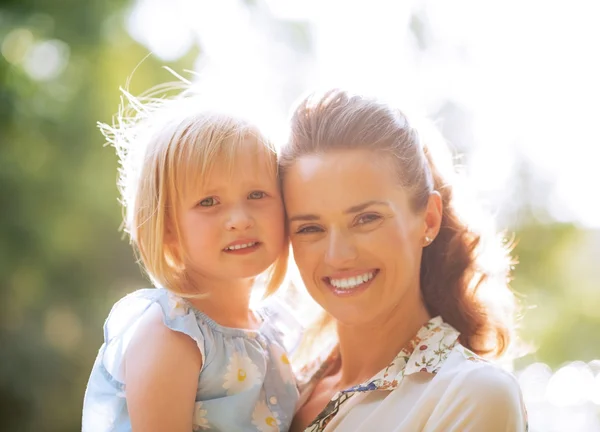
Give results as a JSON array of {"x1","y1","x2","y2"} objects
[{"x1": 322, "y1": 269, "x2": 380, "y2": 297}]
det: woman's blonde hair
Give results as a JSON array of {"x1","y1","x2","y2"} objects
[
  {"x1": 100, "y1": 83, "x2": 288, "y2": 297},
  {"x1": 280, "y1": 89, "x2": 518, "y2": 364}
]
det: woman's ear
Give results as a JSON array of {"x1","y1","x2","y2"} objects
[{"x1": 422, "y1": 191, "x2": 442, "y2": 246}]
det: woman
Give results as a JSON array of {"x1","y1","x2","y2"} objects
[{"x1": 280, "y1": 89, "x2": 527, "y2": 431}]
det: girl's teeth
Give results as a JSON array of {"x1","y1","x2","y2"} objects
[{"x1": 226, "y1": 242, "x2": 256, "y2": 251}]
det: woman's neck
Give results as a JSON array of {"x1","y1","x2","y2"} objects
[{"x1": 334, "y1": 297, "x2": 431, "y2": 389}]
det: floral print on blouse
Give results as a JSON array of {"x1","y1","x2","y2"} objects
[{"x1": 298, "y1": 316, "x2": 528, "y2": 432}]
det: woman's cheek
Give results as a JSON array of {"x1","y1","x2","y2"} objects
[{"x1": 291, "y1": 240, "x2": 315, "y2": 267}]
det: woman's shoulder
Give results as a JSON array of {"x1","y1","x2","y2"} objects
[
  {"x1": 395, "y1": 344, "x2": 528, "y2": 431},
  {"x1": 432, "y1": 345, "x2": 527, "y2": 423},
  {"x1": 441, "y1": 345, "x2": 521, "y2": 390}
]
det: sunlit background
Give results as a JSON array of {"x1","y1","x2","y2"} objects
[{"x1": 1, "y1": 0, "x2": 599, "y2": 430}]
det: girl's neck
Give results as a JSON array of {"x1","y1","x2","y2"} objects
[{"x1": 185, "y1": 274, "x2": 260, "y2": 330}]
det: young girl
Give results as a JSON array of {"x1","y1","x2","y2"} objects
[{"x1": 82, "y1": 83, "x2": 299, "y2": 431}]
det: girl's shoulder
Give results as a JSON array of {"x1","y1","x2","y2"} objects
[
  {"x1": 105, "y1": 288, "x2": 206, "y2": 341},
  {"x1": 102, "y1": 289, "x2": 302, "y2": 370},
  {"x1": 99, "y1": 288, "x2": 208, "y2": 381}
]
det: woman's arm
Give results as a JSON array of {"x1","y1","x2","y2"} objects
[{"x1": 125, "y1": 304, "x2": 203, "y2": 432}]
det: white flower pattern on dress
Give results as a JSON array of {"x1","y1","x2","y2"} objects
[
  {"x1": 269, "y1": 343, "x2": 296, "y2": 386},
  {"x1": 252, "y1": 400, "x2": 280, "y2": 432},
  {"x1": 193, "y1": 401, "x2": 210, "y2": 430},
  {"x1": 83, "y1": 288, "x2": 300, "y2": 432},
  {"x1": 223, "y1": 351, "x2": 261, "y2": 395}
]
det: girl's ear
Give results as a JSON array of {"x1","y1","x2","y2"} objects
[
  {"x1": 164, "y1": 221, "x2": 176, "y2": 245},
  {"x1": 164, "y1": 232, "x2": 185, "y2": 272},
  {"x1": 163, "y1": 215, "x2": 182, "y2": 262}
]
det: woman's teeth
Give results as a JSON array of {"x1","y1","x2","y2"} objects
[
  {"x1": 329, "y1": 271, "x2": 375, "y2": 289},
  {"x1": 224, "y1": 242, "x2": 258, "y2": 251}
]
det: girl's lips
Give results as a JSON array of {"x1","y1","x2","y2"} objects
[
  {"x1": 223, "y1": 242, "x2": 261, "y2": 255},
  {"x1": 223, "y1": 238, "x2": 260, "y2": 249}
]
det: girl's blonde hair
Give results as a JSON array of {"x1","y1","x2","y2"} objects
[
  {"x1": 100, "y1": 83, "x2": 288, "y2": 297},
  {"x1": 280, "y1": 89, "x2": 519, "y2": 365}
]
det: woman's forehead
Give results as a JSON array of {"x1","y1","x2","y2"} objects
[
  {"x1": 283, "y1": 150, "x2": 408, "y2": 212},
  {"x1": 285, "y1": 150, "x2": 395, "y2": 187}
]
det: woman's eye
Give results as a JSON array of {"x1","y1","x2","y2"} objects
[
  {"x1": 295, "y1": 225, "x2": 323, "y2": 234},
  {"x1": 198, "y1": 197, "x2": 219, "y2": 207},
  {"x1": 248, "y1": 191, "x2": 267, "y2": 200},
  {"x1": 356, "y1": 213, "x2": 381, "y2": 225}
]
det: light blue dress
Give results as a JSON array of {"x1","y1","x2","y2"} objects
[{"x1": 82, "y1": 288, "x2": 301, "y2": 431}]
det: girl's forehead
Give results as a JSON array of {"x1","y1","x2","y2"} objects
[
  {"x1": 178, "y1": 145, "x2": 278, "y2": 197},
  {"x1": 209, "y1": 143, "x2": 276, "y2": 179},
  {"x1": 205, "y1": 159, "x2": 276, "y2": 187},
  {"x1": 220, "y1": 142, "x2": 274, "y2": 168}
]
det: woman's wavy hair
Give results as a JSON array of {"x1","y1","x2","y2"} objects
[{"x1": 279, "y1": 89, "x2": 518, "y2": 364}]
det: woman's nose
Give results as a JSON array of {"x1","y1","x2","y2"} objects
[{"x1": 324, "y1": 230, "x2": 358, "y2": 268}]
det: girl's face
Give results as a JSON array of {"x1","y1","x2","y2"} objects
[
  {"x1": 175, "y1": 144, "x2": 285, "y2": 289},
  {"x1": 283, "y1": 149, "x2": 440, "y2": 327}
]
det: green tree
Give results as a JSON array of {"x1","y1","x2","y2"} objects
[{"x1": 0, "y1": 1, "x2": 198, "y2": 429}]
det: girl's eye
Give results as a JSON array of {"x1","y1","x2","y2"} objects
[
  {"x1": 295, "y1": 225, "x2": 323, "y2": 234},
  {"x1": 248, "y1": 191, "x2": 267, "y2": 200},
  {"x1": 198, "y1": 197, "x2": 219, "y2": 207},
  {"x1": 356, "y1": 213, "x2": 381, "y2": 225}
]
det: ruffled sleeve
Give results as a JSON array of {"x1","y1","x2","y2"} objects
[{"x1": 100, "y1": 289, "x2": 206, "y2": 383}]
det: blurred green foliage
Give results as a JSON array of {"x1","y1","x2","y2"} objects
[
  {"x1": 0, "y1": 1, "x2": 196, "y2": 430},
  {"x1": 0, "y1": 1, "x2": 598, "y2": 431},
  {"x1": 513, "y1": 223, "x2": 600, "y2": 370}
]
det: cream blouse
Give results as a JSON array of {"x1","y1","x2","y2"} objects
[{"x1": 298, "y1": 317, "x2": 528, "y2": 432}]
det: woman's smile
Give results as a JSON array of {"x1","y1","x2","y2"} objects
[{"x1": 322, "y1": 269, "x2": 380, "y2": 297}]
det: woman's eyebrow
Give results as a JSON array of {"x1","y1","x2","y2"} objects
[
  {"x1": 288, "y1": 214, "x2": 320, "y2": 223},
  {"x1": 288, "y1": 200, "x2": 388, "y2": 222},
  {"x1": 344, "y1": 200, "x2": 388, "y2": 214}
]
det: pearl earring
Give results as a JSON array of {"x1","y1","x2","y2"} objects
[{"x1": 425, "y1": 236, "x2": 433, "y2": 245}]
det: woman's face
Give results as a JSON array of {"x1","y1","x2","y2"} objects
[{"x1": 283, "y1": 149, "x2": 440, "y2": 327}]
